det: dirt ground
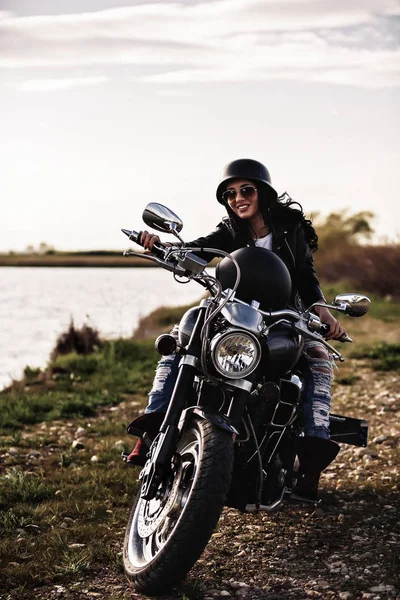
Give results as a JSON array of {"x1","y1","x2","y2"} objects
[{"x1": 2, "y1": 361, "x2": 399, "y2": 600}]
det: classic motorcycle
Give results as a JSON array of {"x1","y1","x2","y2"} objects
[{"x1": 121, "y1": 203, "x2": 370, "y2": 595}]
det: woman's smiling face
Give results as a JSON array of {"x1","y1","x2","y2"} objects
[{"x1": 223, "y1": 179, "x2": 260, "y2": 220}]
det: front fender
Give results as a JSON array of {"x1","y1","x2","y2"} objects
[{"x1": 178, "y1": 407, "x2": 238, "y2": 437}]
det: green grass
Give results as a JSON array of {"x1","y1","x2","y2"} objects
[
  {"x1": 0, "y1": 506, "x2": 36, "y2": 534},
  {"x1": 351, "y1": 342, "x2": 400, "y2": 371},
  {"x1": 0, "y1": 339, "x2": 157, "y2": 433},
  {"x1": 0, "y1": 451, "x2": 139, "y2": 595},
  {"x1": 0, "y1": 337, "x2": 152, "y2": 596},
  {"x1": 335, "y1": 374, "x2": 361, "y2": 386},
  {"x1": 0, "y1": 468, "x2": 56, "y2": 508}
]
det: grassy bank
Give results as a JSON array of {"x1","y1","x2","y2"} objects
[
  {"x1": 0, "y1": 338, "x2": 157, "y2": 599},
  {"x1": 0, "y1": 292, "x2": 399, "y2": 599}
]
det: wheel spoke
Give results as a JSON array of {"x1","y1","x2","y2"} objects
[
  {"x1": 142, "y1": 530, "x2": 156, "y2": 562},
  {"x1": 156, "y1": 516, "x2": 173, "y2": 545}
]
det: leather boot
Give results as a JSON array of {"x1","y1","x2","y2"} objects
[
  {"x1": 125, "y1": 412, "x2": 165, "y2": 467},
  {"x1": 292, "y1": 437, "x2": 340, "y2": 503}
]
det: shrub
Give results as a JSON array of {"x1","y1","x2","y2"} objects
[
  {"x1": 51, "y1": 321, "x2": 102, "y2": 360},
  {"x1": 133, "y1": 302, "x2": 198, "y2": 339},
  {"x1": 102, "y1": 338, "x2": 154, "y2": 362},
  {"x1": 23, "y1": 366, "x2": 42, "y2": 380},
  {"x1": 315, "y1": 244, "x2": 400, "y2": 298},
  {"x1": 313, "y1": 210, "x2": 375, "y2": 254}
]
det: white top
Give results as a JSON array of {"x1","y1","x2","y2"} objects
[{"x1": 254, "y1": 232, "x2": 273, "y2": 250}]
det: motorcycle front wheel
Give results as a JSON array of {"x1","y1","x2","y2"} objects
[{"x1": 123, "y1": 416, "x2": 234, "y2": 596}]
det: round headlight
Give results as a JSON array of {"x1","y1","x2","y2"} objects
[{"x1": 210, "y1": 330, "x2": 261, "y2": 379}]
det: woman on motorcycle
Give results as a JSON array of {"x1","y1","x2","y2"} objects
[{"x1": 127, "y1": 158, "x2": 346, "y2": 502}]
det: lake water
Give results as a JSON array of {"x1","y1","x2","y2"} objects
[{"x1": 0, "y1": 267, "x2": 212, "y2": 390}]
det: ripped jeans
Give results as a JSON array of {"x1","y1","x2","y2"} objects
[
  {"x1": 300, "y1": 339, "x2": 333, "y2": 439},
  {"x1": 145, "y1": 326, "x2": 333, "y2": 440}
]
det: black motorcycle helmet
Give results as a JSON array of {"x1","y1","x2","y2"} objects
[{"x1": 216, "y1": 158, "x2": 278, "y2": 205}]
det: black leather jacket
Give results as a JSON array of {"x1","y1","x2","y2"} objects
[{"x1": 187, "y1": 206, "x2": 326, "y2": 310}]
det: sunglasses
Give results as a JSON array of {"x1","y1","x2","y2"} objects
[{"x1": 222, "y1": 185, "x2": 257, "y2": 203}]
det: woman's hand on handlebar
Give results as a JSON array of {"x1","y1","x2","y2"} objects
[
  {"x1": 314, "y1": 305, "x2": 348, "y2": 341},
  {"x1": 140, "y1": 230, "x2": 172, "y2": 253},
  {"x1": 140, "y1": 230, "x2": 160, "y2": 252}
]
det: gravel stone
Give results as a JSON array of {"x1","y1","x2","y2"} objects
[
  {"x1": 71, "y1": 440, "x2": 85, "y2": 450},
  {"x1": 372, "y1": 435, "x2": 388, "y2": 444},
  {"x1": 27, "y1": 451, "x2": 42, "y2": 458},
  {"x1": 370, "y1": 584, "x2": 396, "y2": 593},
  {"x1": 75, "y1": 427, "x2": 86, "y2": 438},
  {"x1": 113, "y1": 440, "x2": 126, "y2": 451}
]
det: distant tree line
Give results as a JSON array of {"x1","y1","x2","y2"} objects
[{"x1": 312, "y1": 211, "x2": 399, "y2": 298}]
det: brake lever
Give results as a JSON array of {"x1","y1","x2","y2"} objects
[{"x1": 295, "y1": 320, "x2": 345, "y2": 362}]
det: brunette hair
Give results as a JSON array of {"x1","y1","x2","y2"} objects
[{"x1": 225, "y1": 188, "x2": 319, "y2": 252}]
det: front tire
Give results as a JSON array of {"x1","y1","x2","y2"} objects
[{"x1": 123, "y1": 416, "x2": 234, "y2": 595}]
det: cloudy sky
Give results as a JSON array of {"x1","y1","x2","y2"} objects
[{"x1": 1, "y1": 0, "x2": 399, "y2": 251}]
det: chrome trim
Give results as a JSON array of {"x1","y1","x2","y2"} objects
[
  {"x1": 225, "y1": 379, "x2": 253, "y2": 392},
  {"x1": 270, "y1": 401, "x2": 298, "y2": 428},
  {"x1": 290, "y1": 374, "x2": 303, "y2": 390},
  {"x1": 247, "y1": 428, "x2": 284, "y2": 465},
  {"x1": 177, "y1": 253, "x2": 207, "y2": 274},
  {"x1": 236, "y1": 416, "x2": 251, "y2": 442},
  {"x1": 179, "y1": 355, "x2": 201, "y2": 369},
  {"x1": 142, "y1": 202, "x2": 183, "y2": 234},
  {"x1": 293, "y1": 321, "x2": 345, "y2": 361},
  {"x1": 245, "y1": 486, "x2": 289, "y2": 513},
  {"x1": 259, "y1": 308, "x2": 300, "y2": 321},
  {"x1": 200, "y1": 298, "x2": 213, "y2": 307},
  {"x1": 123, "y1": 250, "x2": 187, "y2": 276},
  {"x1": 332, "y1": 293, "x2": 371, "y2": 317}
]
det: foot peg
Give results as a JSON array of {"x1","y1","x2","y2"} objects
[{"x1": 289, "y1": 490, "x2": 321, "y2": 505}]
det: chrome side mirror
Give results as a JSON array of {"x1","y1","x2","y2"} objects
[
  {"x1": 142, "y1": 203, "x2": 183, "y2": 238},
  {"x1": 332, "y1": 294, "x2": 371, "y2": 317}
]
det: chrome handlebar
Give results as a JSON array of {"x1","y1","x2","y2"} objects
[{"x1": 123, "y1": 241, "x2": 350, "y2": 361}]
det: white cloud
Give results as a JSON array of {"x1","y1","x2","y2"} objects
[
  {"x1": 143, "y1": 36, "x2": 400, "y2": 88},
  {"x1": 0, "y1": 0, "x2": 399, "y2": 88},
  {"x1": 157, "y1": 88, "x2": 193, "y2": 96},
  {"x1": 9, "y1": 75, "x2": 108, "y2": 91}
]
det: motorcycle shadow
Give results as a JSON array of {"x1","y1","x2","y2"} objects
[{"x1": 174, "y1": 486, "x2": 399, "y2": 599}]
